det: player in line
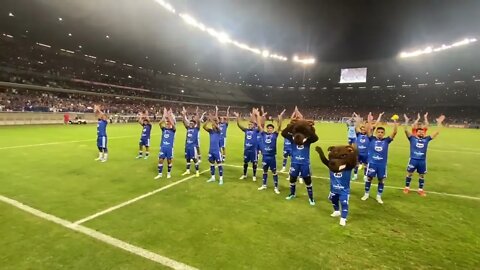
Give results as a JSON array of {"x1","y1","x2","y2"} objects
[
  {"x1": 351, "y1": 112, "x2": 384, "y2": 181},
  {"x1": 283, "y1": 107, "x2": 319, "y2": 205},
  {"x1": 94, "y1": 104, "x2": 108, "y2": 162},
  {"x1": 155, "y1": 108, "x2": 176, "y2": 180},
  {"x1": 136, "y1": 111, "x2": 152, "y2": 159},
  {"x1": 203, "y1": 115, "x2": 224, "y2": 185},
  {"x1": 193, "y1": 107, "x2": 207, "y2": 163},
  {"x1": 180, "y1": 107, "x2": 201, "y2": 177},
  {"x1": 403, "y1": 114, "x2": 445, "y2": 196},
  {"x1": 361, "y1": 113, "x2": 398, "y2": 204},
  {"x1": 216, "y1": 106, "x2": 230, "y2": 161},
  {"x1": 256, "y1": 108, "x2": 285, "y2": 194},
  {"x1": 234, "y1": 111, "x2": 259, "y2": 181},
  {"x1": 280, "y1": 109, "x2": 298, "y2": 173}
]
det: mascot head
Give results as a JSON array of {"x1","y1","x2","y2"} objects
[
  {"x1": 316, "y1": 145, "x2": 358, "y2": 173},
  {"x1": 284, "y1": 119, "x2": 316, "y2": 146}
]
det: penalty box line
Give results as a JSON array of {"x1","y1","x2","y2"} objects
[
  {"x1": 0, "y1": 195, "x2": 198, "y2": 270},
  {"x1": 222, "y1": 164, "x2": 480, "y2": 201},
  {"x1": 73, "y1": 169, "x2": 210, "y2": 225}
]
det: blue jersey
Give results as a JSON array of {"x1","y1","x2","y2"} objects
[
  {"x1": 347, "y1": 123, "x2": 356, "y2": 139},
  {"x1": 219, "y1": 122, "x2": 228, "y2": 138},
  {"x1": 141, "y1": 123, "x2": 152, "y2": 139},
  {"x1": 244, "y1": 128, "x2": 258, "y2": 151},
  {"x1": 330, "y1": 170, "x2": 352, "y2": 195},
  {"x1": 97, "y1": 119, "x2": 107, "y2": 137},
  {"x1": 160, "y1": 127, "x2": 175, "y2": 149},
  {"x1": 284, "y1": 137, "x2": 292, "y2": 151},
  {"x1": 261, "y1": 131, "x2": 278, "y2": 156},
  {"x1": 356, "y1": 132, "x2": 370, "y2": 154},
  {"x1": 291, "y1": 140, "x2": 312, "y2": 165},
  {"x1": 208, "y1": 129, "x2": 222, "y2": 153},
  {"x1": 186, "y1": 127, "x2": 199, "y2": 149},
  {"x1": 409, "y1": 136, "x2": 432, "y2": 160},
  {"x1": 367, "y1": 136, "x2": 393, "y2": 165}
]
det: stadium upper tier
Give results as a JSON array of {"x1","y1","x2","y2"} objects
[{"x1": 0, "y1": 36, "x2": 479, "y2": 112}]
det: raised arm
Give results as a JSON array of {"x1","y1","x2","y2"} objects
[
  {"x1": 159, "y1": 108, "x2": 167, "y2": 129},
  {"x1": 354, "y1": 113, "x2": 363, "y2": 133},
  {"x1": 423, "y1": 112, "x2": 430, "y2": 128},
  {"x1": 202, "y1": 117, "x2": 212, "y2": 132},
  {"x1": 430, "y1": 115, "x2": 445, "y2": 139},
  {"x1": 366, "y1": 112, "x2": 374, "y2": 137},
  {"x1": 276, "y1": 109, "x2": 286, "y2": 132},
  {"x1": 234, "y1": 112, "x2": 247, "y2": 132},
  {"x1": 180, "y1": 107, "x2": 189, "y2": 129},
  {"x1": 94, "y1": 105, "x2": 107, "y2": 120},
  {"x1": 215, "y1": 106, "x2": 219, "y2": 119},
  {"x1": 374, "y1": 112, "x2": 384, "y2": 127},
  {"x1": 403, "y1": 114, "x2": 412, "y2": 138},
  {"x1": 390, "y1": 120, "x2": 399, "y2": 139},
  {"x1": 412, "y1": 113, "x2": 421, "y2": 129},
  {"x1": 167, "y1": 109, "x2": 176, "y2": 131},
  {"x1": 255, "y1": 109, "x2": 263, "y2": 132},
  {"x1": 226, "y1": 106, "x2": 230, "y2": 119}
]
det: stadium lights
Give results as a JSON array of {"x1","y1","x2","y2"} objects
[
  {"x1": 2, "y1": 33, "x2": 13, "y2": 38},
  {"x1": 8, "y1": 12, "x2": 14, "y2": 17},
  {"x1": 60, "y1": 48, "x2": 75, "y2": 54},
  {"x1": 105, "y1": 59, "x2": 116, "y2": 64},
  {"x1": 84, "y1": 54, "x2": 96, "y2": 59},
  {"x1": 36, "y1": 42, "x2": 51, "y2": 48},
  {"x1": 399, "y1": 38, "x2": 477, "y2": 58},
  {"x1": 153, "y1": 0, "x2": 176, "y2": 14},
  {"x1": 293, "y1": 55, "x2": 316, "y2": 65}
]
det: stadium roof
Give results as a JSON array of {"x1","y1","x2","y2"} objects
[{"x1": 1, "y1": 0, "x2": 479, "y2": 85}]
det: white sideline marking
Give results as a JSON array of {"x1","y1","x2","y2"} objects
[
  {"x1": 0, "y1": 135, "x2": 148, "y2": 150},
  {"x1": 0, "y1": 195, "x2": 198, "y2": 270},
  {"x1": 222, "y1": 164, "x2": 480, "y2": 201},
  {"x1": 74, "y1": 169, "x2": 210, "y2": 225}
]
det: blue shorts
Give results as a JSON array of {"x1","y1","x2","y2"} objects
[
  {"x1": 367, "y1": 163, "x2": 387, "y2": 179},
  {"x1": 290, "y1": 163, "x2": 311, "y2": 178},
  {"x1": 358, "y1": 153, "x2": 368, "y2": 164},
  {"x1": 159, "y1": 147, "x2": 174, "y2": 159},
  {"x1": 407, "y1": 159, "x2": 427, "y2": 174},
  {"x1": 244, "y1": 150, "x2": 258, "y2": 163},
  {"x1": 208, "y1": 150, "x2": 223, "y2": 163},
  {"x1": 185, "y1": 147, "x2": 198, "y2": 161},
  {"x1": 328, "y1": 192, "x2": 350, "y2": 202},
  {"x1": 97, "y1": 136, "x2": 107, "y2": 148},
  {"x1": 283, "y1": 150, "x2": 292, "y2": 158},
  {"x1": 348, "y1": 138, "x2": 357, "y2": 145},
  {"x1": 262, "y1": 156, "x2": 277, "y2": 171},
  {"x1": 219, "y1": 138, "x2": 226, "y2": 148},
  {"x1": 139, "y1": 138, "x2": 150, "y2": 147}
]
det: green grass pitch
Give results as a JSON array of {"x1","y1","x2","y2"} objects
[{"x1": 0, "y1": 122, "x2": 479, "y2": 269}]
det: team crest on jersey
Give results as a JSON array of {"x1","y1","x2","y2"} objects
[
  {"x1": 265, "y1": 139, "x2": 272, "y2": 143},
  {"x1": 375, "y1": 146, "x2": 383, "y2": 152},
  {"x1": 416, "y1": 143, "x2": 425, "y2": 148},
  {"x1": 360, "y1": 138, "x2": 366, "y2": 143},
  {"x1": 187, "y1": 133, "x2": 192, "y2": 138},
  {"x1": 296, "y1": 145, "x2": 305, "y2": 150},
  {"x1": 334, "y1": 172, "x2": 343, "y2": 178},
  {"x1": 164, "y1": 134, "x2": 170, "y2": 138},
  {"x1": 247, "y1": 135, "x2": 252, "y2": 139}
]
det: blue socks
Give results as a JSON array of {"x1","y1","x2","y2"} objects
[
  {"x1": 419, "y1": 178, "x2": 425, "y2": 189},
  {"x1": 210, "y1": 165, "x2": 215, "y2": 176},
  {"x1": 289, "y1": 183, "x2": 296, "y2": 196},
  {"x1": 378, "y1": 182, "x2": 384, "y2": 195},
  {"x1": 365, "y1": 180, "x2": 372, "y2": 193},
  {"x1": 405, "y1": 176, "x2": 412, "y2": 187},
  {"x1": 158, "y1": 164, "x2": 163, "y2": 174},
  {"x1": 273, "y1": 173, "x2": 278, "y2": 188},
  {"x1": 306, "y1": 185, "x2": 314, "y2": 201},
  {"x1": 218, "y1": 165, "x2": 223, "y2": 177}
]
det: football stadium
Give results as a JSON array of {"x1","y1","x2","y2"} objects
[{"x1": 0, "y1": 0, "x2": 479, "y2": 269}]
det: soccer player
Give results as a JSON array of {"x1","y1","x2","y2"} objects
[
  {"x1": 361, "y1": 113, "x2": 398, "y2": 204},
  {"x1": 403, "y1": 114, "x2": 445, "y2": 196},
  {"x1": 203, "y1": 115, "x2": 224, "y2": 185},
  {"x1": 283, "y1": 107, "x2": 319, "y2": 205},
  {"x1": 256, "y1": 108, "x2": 285, "y2": 194},
  {"x1": 234, "y1": 112, "x2": 259, "y2": 181},
  {"x1": 94, "y1": 105, "x2": 108, "y2": 162},
  {"x1": 155, "y1": 108, "x2": 176, "y2": 180},
  {"x1": 216, "y1": 106, "x2": 230, "y2": 161},
  {"x1": 280, "y1": 109, "x2": 297, "y2": 173},
  {"x1": 346, "y1": 114, "x2": 357, "y2": 145},
  {"x1": 180, "y1": 108, "x2": 200, "y2": 177},
  {"x1": 136, "y1": 111, "x2": 152, "y2": 159}
]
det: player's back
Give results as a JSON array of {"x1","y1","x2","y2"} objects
[
  {"x1": 97, "y1": 119, "x2": 107, "y2": 137},
  {"x1": 409, "y1": 136, "x2": 432, "y2": 160},
  {"x1": 161, "y1": 128, "x2": 175, "y2": 149}
]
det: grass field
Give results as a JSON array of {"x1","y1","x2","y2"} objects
[{"x1": 0, "y1": 122, "x2": 479, "y2": 269}]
